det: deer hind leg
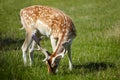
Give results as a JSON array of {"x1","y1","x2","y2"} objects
[
  {"x1": 67, "y1": 45, "x2": 73, "y2": 70},
  {"x1": 29, "y1": 34, "x2": 43, "y2": 66},
  {"x1": 21, "y1": 32, "x2": 33, "y2": 66},
  {"x1": 29, "y1": 40, "x2": 36, "y2": 66}
]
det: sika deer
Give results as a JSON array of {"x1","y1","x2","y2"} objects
[{"x1": 20, "y1": 5, "x2": 76, "y2": 74}]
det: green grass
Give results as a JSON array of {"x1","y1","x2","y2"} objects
[{"x1": 0, "y1": 0, "x2": 120, "y2": 80}]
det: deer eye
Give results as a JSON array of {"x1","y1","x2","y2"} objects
[{"x1": 51, "y1": 63, "x2": 55, "y2": 67}]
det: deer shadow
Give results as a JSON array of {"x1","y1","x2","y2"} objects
[
  {"x1": 0, "y1": 37, "x2": 49, "y2": 51},
  {"x1": 62, "y1": 62, "x2": 115, "y2": 75},
  {"x1": 0, "y1": 37, "x2": 24, "y2": 50}
]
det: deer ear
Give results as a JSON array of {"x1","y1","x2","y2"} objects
[{"x1": 62, "y1": 39, "x2": 71, "y2": 48}]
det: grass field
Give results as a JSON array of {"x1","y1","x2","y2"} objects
[{"x1": 0, "y1": 0, "x2": 120, "y2": 80}]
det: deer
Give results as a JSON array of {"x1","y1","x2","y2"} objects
[{"x1": 20, "y1": 5, "x2": 76, "y2": 74}]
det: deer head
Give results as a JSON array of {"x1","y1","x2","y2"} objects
[{"x1": 37, "y1": 37, "x2": 71, "y2": 74}]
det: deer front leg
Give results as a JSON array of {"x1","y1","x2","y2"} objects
[
  {"x1": 50, "y1": 36, "x2": 57, "y2": 52},
  {"x1": 62, "y1": 39, "x2": 73, "y2": 70},
  {"x1": 67, "y1": 45, "x2": 73, "y2": 70}
]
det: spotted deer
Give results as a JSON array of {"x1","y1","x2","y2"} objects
[{"x1": 20, "y1": 5, "x2": 76, "y2": 74}]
